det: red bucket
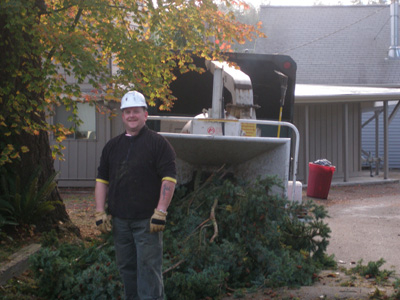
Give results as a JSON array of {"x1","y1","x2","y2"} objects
[{"x1": 307, "y1": 163, "x2": 336, "y2": 199}]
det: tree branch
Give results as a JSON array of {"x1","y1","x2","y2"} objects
[
  {"x1": 209, "y1": 198, "x2": 218, "y2": 243},
  {"x1": 186, "y1": 164, "x2": 226, "y2": 213},
  {"x1": 46, "y1": 4, "x2": 83, "y2": 62},
  {"x1": 162, "y1": 259, "x2": 186, "y2": 275}
]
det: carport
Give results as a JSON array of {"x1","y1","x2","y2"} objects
[{"x1": 294, "y1": 84, "x2": 400, "y2": 183}]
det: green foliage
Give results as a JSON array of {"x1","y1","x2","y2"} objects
[
  {"x1": 29, "y1": 247, "x2": 75, "y2": 298},
  {"x1": 0, "y1": 167, "x2": 19, "y2": 231},
  {"x1": 164, "y1": 266, "x2": 227, "y2": 300},
  {"x1": 0, "y1": 165, "x2": 59, "y2": 226},
  {"x1": 392, "y1": 278, "x2": 400, "y2": 300},
  {"x1": 163, "y1": 173, "x2": 333, "y2": 298},
  {"x1": 0, "y1": 276, "x2": 39, "y2": 300},
  {"x1": 0, "y1": 200, "x2": 18, "y2": 230},
  {"x1": 40, "y1": 229, "x2": 60, "y2": 248},
  {"x1": 0, "y1": 0, "x2": 263, "y2": 164},
  {"x1": 348, "y1": 258, "x2": 395, "y2": 283},
  {"x1": 280, "y1": 200, "x2": 331, "y2": 264},
  {"x1": 6, "y1": 175, "x2": 333, "y2": 299},
  {"x1": 29, "y1": 236, "x2": 122, "y2": 299}
]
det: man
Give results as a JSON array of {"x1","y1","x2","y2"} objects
[{"x1": 95, "y1": 90, "x2": 177, "y2": 300}]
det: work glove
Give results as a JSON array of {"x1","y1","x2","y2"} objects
[
  {"x1": 150, "y1": 209, "x2": 167, "y2": 233},
  {"x1": 95, "y1": 211, "x2": 112, "y2": 233}
]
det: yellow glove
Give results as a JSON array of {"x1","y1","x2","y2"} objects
[
  {"x1": 150, "y1": 209, "x2": 167, "y2": 233},
  {"x1": 95, "y1": 211, "x2": 112, "y2": 233}
]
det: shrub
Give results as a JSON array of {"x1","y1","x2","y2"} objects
[
  {"x1": 29, "y1": 247, "x2": 75, "y2": 298},
  {"x1": 0, "y1": 200, "x2": 18, "y2": 230},
  {"x1": 22, "y1": 173, "x2": 333, "y2": 299},
  {"x1": 0, "y1": 165, "x2": 59, "y2": 226},
  {"x1": 29, "y1": 235, "x2": 123, "y2": 299},
  {"x1": 392, "y1": 278, "x2": 400, "y2": 300},
  {"x1": 0, "y1": 168, "x2": 18, "y2": 231},
  {"x1": 348, "y1": 258, "x2": 395, "y2": 283},
  {"x1": 163, "y1": 172, "x2": 333, "y2": 298}
]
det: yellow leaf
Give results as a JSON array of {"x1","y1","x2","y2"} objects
[
  {"x1": 21, "y1": 146, "x2": 29, "y2": 153},
  {"x1": 10, "y1": 152, "x2": 20, "y2": 159},
  {"x1": 56, "y1": 135, "x2": 67, "y2": 142}
]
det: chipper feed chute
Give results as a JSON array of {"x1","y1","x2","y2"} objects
[
  {"x1": 148, "y1": 57, "x2": 300, "y2": 201},
  {"x1": 160, "y1": 132, "x2": 291, "y2": 187}
]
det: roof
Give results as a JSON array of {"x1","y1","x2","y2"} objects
[
  {"x1": 256, "y1": 5, "x2": 400, "y2": 85},
  {"x1": 295, "y1": 84, "x2": 400, "y2": 104}
]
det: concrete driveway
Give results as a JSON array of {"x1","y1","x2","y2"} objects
[
  {"x1": 306, "y1": 173, "x2": 400, "y2": 275},
  {"x1": 325, "y1": 193, "x2": 400, "y2": 274}
]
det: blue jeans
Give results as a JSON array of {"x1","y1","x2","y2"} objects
[{"x1": 113, "y1": 217, "x2": 164, "y2": 300}]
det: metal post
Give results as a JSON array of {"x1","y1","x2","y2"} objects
[
  {"x1": 383, "y1": 101, "x2": 389, "y2": 179},
  {"x1": 211, "y1": 68, "x2": 223, "y2": 119},
  {"x1": 343, "y1": 103, "x2": 349, "y2": 182},
  {"x1": 374, "y1": 110, "x2": 379, "y2": 175},
  {"x1": 304, "y1": 105, "x2": 310, "y2": 184},
  {"x1": 388, "y1": 0, "x2": 400, "y2": 59}
]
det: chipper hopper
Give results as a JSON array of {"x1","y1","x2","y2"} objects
[{"x1": 148, "y1": 53, "x2": 300, "y2": 202}]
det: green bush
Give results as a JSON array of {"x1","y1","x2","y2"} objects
[
  {"x1": 0, "y1": 168, "x2": 19, "y2": 231},
  {"x1": 164, "y1": 266, "x2": 227, "y2": 300},
  {"x1": 162, "y1": 173, "x2": 333, "y2": 297},
  {"x1": 17, "y1": 173, "x2": 333, "y2": 299},
  {"x1": 348, "y1": 258, "x2": 395, "y2": 283},
  {"x1": 29, "y1": 247, "x2": 75, "y2": 298},
  {"x1": 0, "y1": 200, "x2": 18, "y2": 230},
  {"x1": 392, "y1": 278, "x2": 400, "y2": 300},
  {"x1": 29, "y1": 236, "x2": 123, "y2": 299},
  {"x1": 0, "y1": 165, "x2": 59, "y2": 226}
]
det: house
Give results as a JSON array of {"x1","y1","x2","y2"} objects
[
  {"x1": 54, "y1": 3, "x2": 400, "y2": 187},
  {"x1": 362, "y1": 103, "x2": 400, "y2": 169},
  {"x1": 255, "y1": 3, "x2": 400, "y2": 182}
]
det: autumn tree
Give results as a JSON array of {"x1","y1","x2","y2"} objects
[{"x1": 0, "y1": 0, "x2": 263, "y2": 231}]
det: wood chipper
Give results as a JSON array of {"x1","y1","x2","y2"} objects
[{"x1": 147, "y1": 53, "x2": 301, "y2": 202}]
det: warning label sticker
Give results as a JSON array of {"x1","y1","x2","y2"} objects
[
  {"x1": 241, "y1": 123, "x2": 257, "y2": 136},
  {"x1": 207, "y1": 127, "x2": 216, "y2": 135}
]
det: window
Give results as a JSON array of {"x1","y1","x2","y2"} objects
[{"x1": 54, "y1": 103, "x2": 96, "y2": 140}]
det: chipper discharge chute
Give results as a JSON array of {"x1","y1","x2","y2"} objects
[{"x1": 148, "y1": 55, "x2": 300, "y2": 201}]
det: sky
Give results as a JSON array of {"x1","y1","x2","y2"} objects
[{"x1": 245, "y1": 0, "x2": 387, "y2": 9}]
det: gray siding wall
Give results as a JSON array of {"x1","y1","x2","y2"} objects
[
  {"x1": 54, "y1": 111, "x2": 111, "y2": 187},
  {"x1": 293, "y1": 102, "x2": 362, "y2": 182},
  {"x1": 362, "y1": 104, "x2": 400, "y2": 169},
  {"x1": 54, "y1": 102, "x2": 363, "y2": 186}
]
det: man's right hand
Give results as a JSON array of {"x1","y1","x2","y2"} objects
[{"x1": 95, "y1": 211, "x2": 112, "y2": 233}]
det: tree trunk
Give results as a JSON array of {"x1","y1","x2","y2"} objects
[
  {"x1": 0, "y1": 0, "x2": 80, "y2": 236},
  {"x1": 18, "y1": 120, "x2": 79, "y2": 234}
]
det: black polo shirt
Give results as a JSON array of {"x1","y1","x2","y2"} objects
[{"x1": 97, "y1": 126, "x2": 176, "y2": 219}]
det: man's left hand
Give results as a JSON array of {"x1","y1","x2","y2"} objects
[{"x1": 150, "y1": 209, "x2": 167, "y2": 233}]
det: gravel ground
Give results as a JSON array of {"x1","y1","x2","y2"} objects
[{"x1": 62, "y1": 190, "x2": 98, "y2": 240}]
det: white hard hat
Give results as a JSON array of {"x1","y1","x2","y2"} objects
[{"x1": 120, "y1": 91, "x2": 147, "y2": 110}]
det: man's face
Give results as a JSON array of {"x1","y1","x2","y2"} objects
[{"x1": 122, "y1": 107, "x2": 148, "y2": 135}]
